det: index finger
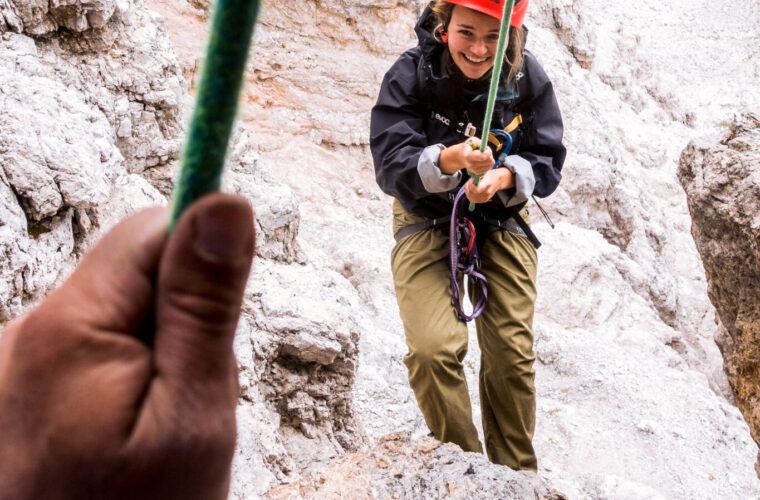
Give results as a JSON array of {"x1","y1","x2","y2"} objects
[{"x1": 42, "y1": 207, "x2": 169, "y2": 336}]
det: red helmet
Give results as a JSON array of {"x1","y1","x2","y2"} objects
[{"x1": 446, "y1": 0, "x2": 528, "y2": 28}]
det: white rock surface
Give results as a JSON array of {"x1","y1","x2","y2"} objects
[
  {"x1": 0, "y1": 0, "x2": 178, "y2": 318},
  {"x1": 267, "y1": 433, "x2": 563, "y2": 499},
  {"x1": 533, "y1": 223, "x2": 757, "y2": 498},
  {"x1": 1, "y1": 0, "x2": 121, "y2": 35}
]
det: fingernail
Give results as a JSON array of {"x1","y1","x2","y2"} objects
[{"x1": 194, "y1": 198, "x2": 254, "y2": 262}]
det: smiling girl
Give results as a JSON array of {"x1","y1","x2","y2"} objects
[{"x1": 370, "y1": 0, "x2": 565, "y2": 471}]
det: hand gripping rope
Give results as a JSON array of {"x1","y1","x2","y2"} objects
[
  {"x1": 169, "y1": 0, "x2": 261, "y2": 230},
  {"x1": 467, "y1": 0, "x2": 516, "y2": 212}
]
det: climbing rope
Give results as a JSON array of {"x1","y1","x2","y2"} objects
[
  {"x1": 169, "y1": 0, "x2": 261, "y2": 230},
  {"x1": 467, "y1": 0, "x2": 516, "y2": 212},
  {"x1": 449, "y1": 0, "x2": 517, "y2": 321}
]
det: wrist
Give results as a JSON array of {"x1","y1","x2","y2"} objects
[{"x1": 493, "y1": 167, "x2": 515, "y2": 190}]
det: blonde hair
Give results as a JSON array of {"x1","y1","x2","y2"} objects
[{"x1": 431, "y1": 0, "x2": 525, "y2": 82}]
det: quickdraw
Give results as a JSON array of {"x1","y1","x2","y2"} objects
[{"x1": 449, "y1": 129, "x2": 512, "y2": 321}]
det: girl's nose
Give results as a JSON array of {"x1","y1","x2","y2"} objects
[{"x1": 471, "y1": 40, "x2": 489, "y2": 56}]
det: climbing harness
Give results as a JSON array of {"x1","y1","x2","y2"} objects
[{"x1": 169, "y1": 0, "x2": 261, "y2": 230}]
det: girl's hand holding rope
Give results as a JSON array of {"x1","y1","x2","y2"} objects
[
  {"x1": 464, "y1": 167, "x2": 515, "y2": 204},
  {"x1": 439, "y1": 137, "x2": 494, "y2": 175}
]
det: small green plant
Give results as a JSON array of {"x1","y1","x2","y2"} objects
[{"x1": 27, "y1": 221, "x2": 51, "y2": 238}]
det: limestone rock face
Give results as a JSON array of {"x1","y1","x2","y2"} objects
[
  {"x1": 0, "y1": 30, "x2": 165, "y2": 320},
  {"x1": 266, "y1": 433, "x2": 565, "y2": 500},
  {"x1": 0, "y1": 0, "x2": 182, "y2": 319},
  {"x1": 223, "y1": 130, "x2": 301, "y2": 264},
  {"x1": 550, "y1": 0, "x2": 595, "y2": 69},
  {"x1": 0, "y1": 0, "x2": 121, "y2": 35},
  {"x1": 678, "y1": 113, "x2": 760, "y2": 458},
  {"x1": 229, "y1": 258, "x2": 366, "y2": 496},
  {"x1": 1, "y1": 1, "x2": 365, "y2": 495},
  {"x1": 30, "y1": 4, "x2": 186, "y2": 190}
]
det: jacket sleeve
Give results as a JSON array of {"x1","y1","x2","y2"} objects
[
  {"x1": 370, "y1": 51, "x2": 458, "y2": 203},
  {"x1": 512, "y1": 53, "x2": 566, "y2": 200}
]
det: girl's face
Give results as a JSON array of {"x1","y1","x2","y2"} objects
[{"x1": 446, "y1": 6, "x2": 501, "y2": 80}]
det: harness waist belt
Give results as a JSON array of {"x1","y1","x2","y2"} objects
[
  {"x1": 486, "y1": 214, "x2": 542, "y2": 249},
  {"x1": 394, "y1": 216, "x2": 451, "y2": 243},
  {"x1": 394, "y1": 214, "x2": 531, "y2": 243},
  {"x1": 481, "y1": 216, "x2": 525, "y2": 236}
]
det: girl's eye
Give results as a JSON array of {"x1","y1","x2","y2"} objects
[
  {"x1": 488, "y1": 35, "x2": 499, "y2": 42},
  {"x1": 458, "y1": 30, "x2": 472, "y2": 37}
]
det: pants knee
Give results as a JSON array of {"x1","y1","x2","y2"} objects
[
  {"x1": 482, "y1": 351, "x2": 535, "y2": 391},
  {"x1": 405, "y1": 343, "x2": 465, "y2": 380}
]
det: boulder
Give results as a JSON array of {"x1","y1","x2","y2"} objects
[
  {"x1": 678, "y1": 112, "x2": 760, "y2": 463},
  {"x1": 266, "y1": 433, "x2": 565, "y2": 500}
]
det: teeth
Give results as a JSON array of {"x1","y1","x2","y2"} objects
[{"x1": 464, "y1": 54, "x2": 488, "y2": 63}]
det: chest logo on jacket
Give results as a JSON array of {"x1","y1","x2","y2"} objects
[
  {"x1": 431, "y1": 109, "x2": 477, "y2": 139},
  {"x1": 431, "y1": 111, "x2": 451, "y2": 127}
]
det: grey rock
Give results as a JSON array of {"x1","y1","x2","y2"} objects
[
  {"x1": 0, "y1": 0, "x2": 122, "y2": 35},
  {"x1": 229, "y1": 259, "x2": 367, "y2": 496},
  {"x1": 223, "y1": 129, "x2": 302, "y2": 264},
  {"x1": 548, "y1": 0, "x2": 596, "y2": 69},
  {"x1": 266, "y1": 433, "x2": 566, "y2": 499}
]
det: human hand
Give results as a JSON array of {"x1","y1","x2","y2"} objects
[
  {"x1": 439, "y1": 138, "x2": 494, "y2": 175},
  {"x1": 0, "y1": 193, "x2": 255, "y2": 500},
  {"x1": 464, "y1": 168, "x2": 515, "y2": 204}
]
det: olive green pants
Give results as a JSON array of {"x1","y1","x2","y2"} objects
[{"x1": 390, "y1": 199, "x2": 538, "y2": 471}]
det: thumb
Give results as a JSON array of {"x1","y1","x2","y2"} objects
[{"x1": 153, "y1": 193, "x2": 255, "y2": 409}]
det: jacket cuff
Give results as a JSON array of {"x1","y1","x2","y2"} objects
[
  {"x1": 417, "y1": 144, "x2": 462, "y2": 193},
  {"x1": 495, "y1": 155, "x2": 535, "y2": 207}
]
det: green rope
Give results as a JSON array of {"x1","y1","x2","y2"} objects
[
  {"x1": 168, "y1": 0, "x2": 261, "y2": 230},
  {"x1": 468, "y1": 0, "x2": 515, "y2": 211}
]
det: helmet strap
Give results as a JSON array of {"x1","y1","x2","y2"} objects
[{"x1": 439, "y1": 4, "x2": 455, "y2": 44}]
